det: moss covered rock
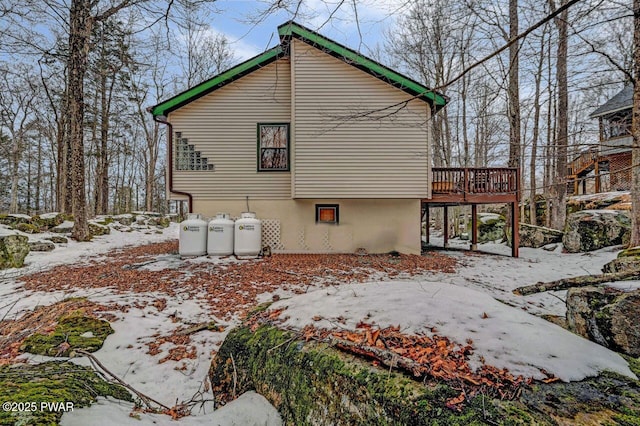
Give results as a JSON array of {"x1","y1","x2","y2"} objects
[
  {"x1": 476, "y1": 213, "x2": 505, "y2": 243},
  {"x1": 0, "y1": 361, "x2": 132, "y2": 425},
  {"x1": 563, "y1": 210, "x2": 631, "y2": 253},
  {"x1": 0, "y1": 232, "x2": 29, "y2": 269},
  {"x1": 32, "y1": 213, "x2": 65, "y2": 230},
  {"x1": 20, "y1": 315, "x2": 114, "y2": 357},
  {"x1": 567, "y1": 286, "x2": 640, "y2": 357},
  {"x1": 88, "y1": 222, "x2": 110, "y2": 236},
  {"x1": 211, "y1": 323, "x2": 640, "y2": 425},
  {"x1": 518, "y1": 223, "x2": 563, "y2": 248}
]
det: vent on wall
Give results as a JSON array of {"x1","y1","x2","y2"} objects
[{"x1": 175, "y1": 132, "x2": 214, "y2": 171}]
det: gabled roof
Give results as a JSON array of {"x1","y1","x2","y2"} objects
[
  {"x1": 151, "y1": 21, "x2": 447, "y2": 117},
  {"x1": 590, "y1": 85, "x2": 633, "y2": 118}
]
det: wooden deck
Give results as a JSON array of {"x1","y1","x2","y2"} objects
[
  {"x1": 426, "y1": 167, "x2": 519, "y2": 204},
  {"x1": 423, "y1": 167, "x2": 520, "y2": 257}
]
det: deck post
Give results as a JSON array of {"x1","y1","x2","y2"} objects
[
  {"x1": 425, "y1": 205, "x2": 430, "y2": 244},
  {"x1": 443, "y1": 206, "x2": 449, "y2": 248},
  {"x1": 595, "y1": 161, "x2": 601, "y2": 193},
  {"x1": 471, "y1": 204, "x2": 478, "y2": 251},
  {"x1": 582, "y1": 178, "x2": 586, "y2": 194},
  {"x1": 512, "y1": 201, "x2": 519, "y2": 257}
]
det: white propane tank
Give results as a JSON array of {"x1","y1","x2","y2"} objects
[
  {"x1": 179, "y1": 214, "x2": 208, "y2": 256},
  {"x1": 234, "y1": 212, "x2": 262, "y2": 257},
  {"x1": 207, "y1": 213, "x2": 234, "y2": 256}
]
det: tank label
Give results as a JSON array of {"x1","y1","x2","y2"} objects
[
  {"x1": 210, "y1": 226, "x2": 224, "y2": 232},
  {"x1": 183, "y1": 226, "x2": 201, "y2": 232},
  {"x1": 238, "y1": 225, "x2": 255, "y2": 231}
]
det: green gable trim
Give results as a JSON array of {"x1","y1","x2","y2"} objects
[
  {"x1": 277, "y1": 22, "x2": 447, "y2": 109},
  {"x1": 151, "y1": 46, "x2": 284, "y2": 117}
]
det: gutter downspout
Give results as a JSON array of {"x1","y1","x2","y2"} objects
[{"x1": 153, "y1": 114, "x2": 193, "y2": 213}]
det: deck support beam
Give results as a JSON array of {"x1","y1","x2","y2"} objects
[
  {"x1": 471, "y1": 204, "x2": 478, "y2": 251},
  {"x1": 425, "y1": 205, "x2": 430, "y2": 245},
  {"x1": 443, "y1": 206, "x2": 449, "y2": 248},
  {"x1": 595, "y1": 161, "x2": 601, "y2": 193},
  {"x1": 511, "y1": 201, "x2": 519, "y2": 258}
]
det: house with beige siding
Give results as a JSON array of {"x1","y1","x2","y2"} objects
[{"x1": 150, "y1": 21, "x2": 447, "y2": 255}]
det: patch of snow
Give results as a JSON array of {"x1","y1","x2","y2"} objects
[
  {"x1": 569, "y1": 190, "x2": 629, "y2": 203},
  {"x1": 55, "y1": 221, "x2": 75, "y2": 230},
  {"x1": 38, "y1": 212, "x2": 61, "y2": 219},
  {"x1": 271, "y1": 280, "x2": 635, "y2": 382},
  {"x1": 7, "y1": 213, "x2": 31, "y2": 219},
  {"x1": 79, "y1": 331, "x2": 94, "y2": 338},
  {"x1": 0, "y1": 227, "x2": 18, "y2": 237},
  {"x1": 61, "y1": 392, "x2": 282, "y2": 426}
]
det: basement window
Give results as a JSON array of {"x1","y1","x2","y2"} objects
[
  {"x1": 258, "y1": 123, "x2": 289, "y2": 171},
  {"x1": 316, "y1": 204, "x2": 339, "y2": 224}
]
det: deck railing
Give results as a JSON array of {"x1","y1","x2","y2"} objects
[{"x1": 432, "y1": 167, "x2": 518, "y2": 194}]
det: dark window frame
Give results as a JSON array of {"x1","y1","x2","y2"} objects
[
  {"x1": 315, "y1": 204, "x2": 339, "y2": 225},
  {"x1": 257, "y1": 123, "x2": 290, "y2": 172}
]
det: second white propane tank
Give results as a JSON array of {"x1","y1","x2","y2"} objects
[
  {"x1": 234, "y1": 212, "x2": 261, "y2": 257},
  {"x1": 179, "y1": 214, "x2": 207, "y2": 256},
  {"x1": 207, "y1": 213, "x2": 234, "y2": 256}
]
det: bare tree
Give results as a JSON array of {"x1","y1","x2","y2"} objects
[{"x1": 631, "y1": 0, "x2": 640, "y2": 247}]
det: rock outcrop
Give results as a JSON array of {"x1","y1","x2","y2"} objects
[
  {"x1": 518, "y1": 223, "x2": 563, "y2": 249},
  {"x1": 603, "y1": 247, "x2": 640, "y2": 274},
  {"x1": 210, "y1": 323, "x2": 640, "y2": 425},
  {"x1": 567, "y1": 286, "x2": 640, "y2": 357},
  {"x1": 477, "y1": 213, "x2": 505, "y2": 243},
  {"x1": 562, "y1": 210, "x2": 630, "y2": 253},
  {"x1": 28, "y1": 241, "x2": 55, "y2": 252},
  {"x1": 0, "y1": 232, "x2": 29, "y2": 269}
]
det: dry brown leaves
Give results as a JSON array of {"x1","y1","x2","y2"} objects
[
  {"x1": 250, "y1": 311, "x2": 540, "y2": 411},
  {"x1": 16, "y1": 242, "x2": 457, "y2": 367},
  {"x1": 0, "y1": 298, "x2": 122, "y2": 365},
  {"x1": 20, "y1": 242, "x2": 457, "y2": 323}
]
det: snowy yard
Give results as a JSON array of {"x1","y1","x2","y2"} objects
[{"x1": 0, "y1": 223, "x2": 637, "y2": 425}]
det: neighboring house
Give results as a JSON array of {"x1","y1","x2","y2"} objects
[
  {"x1": 568, "y1": 85, "x2": 633, "y2": 194},
  {"x1": 150, "y1": 21, "x2": 447, "y2": 255}
]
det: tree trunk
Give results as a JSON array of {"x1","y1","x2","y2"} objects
[
  {"x1": 9, "y1": 137, "x2": 20, "y2": 214},
  {"x1": 631, "y1": 0, "x2": 640, "y2": 248},
  {"x1": 530, "y1": 29, "x2": 547, "y2": 226},
  {"x1": 68, "y1": 0, "x2": 93, "y2": 241},
  {"x1": 508, "y1": 0, "x2": 521, "y2": 172},
  {"x1": 550, "y1": 0, "x2": 569, "y2": 231}
]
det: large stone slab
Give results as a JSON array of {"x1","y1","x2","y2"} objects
[
  {"x1": 210, "y1": 323, "x2": 640, "y2": 425},
  {"x1": 0, "y1": 231, "x2": 29, "y2": 269},
  {"x1": 562, "y1": 210, "x2": 630, "y2": 253},
  {"x1": 567, "y1": 286, "x2": 640, "y2": 357},
  {"x1": 519, "y1": 223, "x2": 563, "y2": 248}
]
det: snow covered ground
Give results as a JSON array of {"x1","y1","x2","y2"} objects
[{"x1": 0, "y1": 223, "x2": 638, "y2": 424}]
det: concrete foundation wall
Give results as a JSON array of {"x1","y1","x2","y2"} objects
[{"x1": 192, "y1": 199, "x2": 421, "y2": 254}]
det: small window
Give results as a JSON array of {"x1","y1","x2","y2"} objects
[
  {"x1": 258, "y1": 123, "x2": 289, "y2": 171},
  {"x1": 316, "y1": 204, "x2": 339, "y2": 224}
]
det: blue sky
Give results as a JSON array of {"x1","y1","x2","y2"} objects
[{"x1": 205, "y1": 0, "x2": 405, "y2": 62}]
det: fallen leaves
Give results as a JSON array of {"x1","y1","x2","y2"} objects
[{"x1": 19, "y1": 242, "x2": 458, "y2": 333}]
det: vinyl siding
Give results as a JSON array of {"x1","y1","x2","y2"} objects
[
  {"x1": 291, "y1": 39, "x2": 431, "y2": 199},
  {"x1": 169, "y1": 59, "x2": 291, "y2": 200}
]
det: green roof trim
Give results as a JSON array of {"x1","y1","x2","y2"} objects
[
  {"x1": 150, "y1": 21, "x2": 447, "y2": 117},
  {"x1": 151, "y1": 46, "x2": 283, "y2": 117},
  {"x1": 277, "y1": 21, "x2": 447, "y2": 109}
]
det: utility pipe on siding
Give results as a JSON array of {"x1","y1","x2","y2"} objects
[{"x1": 153, "y1": 115, "x2": 193, "y2": 213}]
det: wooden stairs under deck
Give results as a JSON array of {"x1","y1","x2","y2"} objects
[{"x1": 567, "y1": 147, "x2": 608, "y2": 195}]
